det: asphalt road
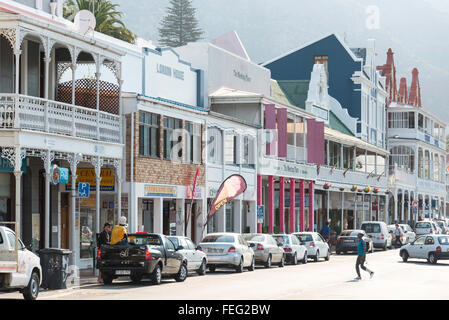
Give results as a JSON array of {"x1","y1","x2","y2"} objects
[{"x1": 2, "y1": 247, "x2": 449, "y2": 300}]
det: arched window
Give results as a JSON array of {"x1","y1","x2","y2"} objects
[
  {"x1": 207, "y1": 126, "x2": 223, "y2": 164},
  {"x1": 424, "y1": 150, "x2": 430, "y2": 179},
  {"x1": 418, "y1": 148, "x2": 423, "y2": 178}
]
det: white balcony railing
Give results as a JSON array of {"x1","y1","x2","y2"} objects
[
  {"x1": 317, "y1": 165, "x2": 388, "y2": 188},
  {"x1": 0, "y1": 94, "x2": 120, "y2": 144},
  {"x1": 287, "y1": 144, "x2": 307, "y2": 163}
]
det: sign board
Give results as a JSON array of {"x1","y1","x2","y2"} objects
[
  {"x1": 145, "y1": 185, "x2": 177, "y2": 197},
  {"x1": 257, "y1": 205, "x2": 265, "y2": 223},
  {"x1": 78, "y1": 182, "x2": 90, "y2": 198},
  {"x1": 66, "y1": 168, "x2": 115, "y2": 191},
  {"x1": 412, "y1": 207, "x2": 418, "y2": 215}
]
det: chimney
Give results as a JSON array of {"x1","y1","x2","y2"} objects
[
  {"x1": 408, "y1": 68, "x2": 422, "y2": 107},
  {"x1": 376, "y1": 48, "x2": 397, "y2": 106},
  {"x1": 398, "y1": 78, "x2": 408, "y2": 104}
]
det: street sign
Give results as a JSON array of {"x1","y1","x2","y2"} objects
[
  {"x1": 257, "y1": 205, "x2": 265, "y2": 223},
  {"x1": 412, "y1": 200, "x2": 419, "y2": 208},
  {"x1": 78, "y1": 182, "x2": 90, "y2": 198},
  {"x1": 412, "y1": 207, "x2": 418, "y2": 215}
]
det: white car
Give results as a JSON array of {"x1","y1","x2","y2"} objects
[
  {"x1": 292, "y1": 232, "x2": 330, "y2": 262},
  {"x1": 414, "y1": 221, "x2": 439, "y2": 236},
  {"x1": 0, "y1": 226, "x2": 42, "y2": 300},
  {"x1": 399, "y1": 224, "x2": 416, "y2": 244},
  {"x1": 272, "y1": 234, "x2": 308, "y2": 265},
  {"x1": 361, "y1": 221, "x2": 392, "y2": 250},
  {"x1": 168, "y1": 236, "x2": 208, "y2": 275},
  {"x1": 399, "y1": 235, "x2": 449, "y2": 264}
]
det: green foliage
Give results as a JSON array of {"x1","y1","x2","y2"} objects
[
  {"x1": 158, "y1": 0, "x2": 204, "y2": 47},
  {"x1": 64, "y1": 0, "x2": 136, "y2": 44}
]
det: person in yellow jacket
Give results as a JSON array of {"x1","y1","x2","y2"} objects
[{"x1": 110, "y1": 216, "x2": 129, "y2": 245}]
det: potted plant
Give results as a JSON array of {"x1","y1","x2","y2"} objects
[
  {"x1": 364, "y1": 186, "x2": 371, "y2": 193},
  {"x1": 373, "y1": 187, "x2": 379, "y2": 194},
  {"x1": 339, "y1": 187, "x2": 345, "y2": 192},
  {"x1": 323, "y1": 182, "x2": 331, "y2": 190},
  {"x1": 351, "y1": 185, "x2": 357, "y2": 192}
]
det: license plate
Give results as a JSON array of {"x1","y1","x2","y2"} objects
[
  {"x1": 115, "y1": 270, "x2": 130, "y2": 275},
  {"x1": 344, "y1": 240, "x2": 353, "y2": 243},
  {"x1": 208, "y1": 248, "x2": 221, "y2": 253}
]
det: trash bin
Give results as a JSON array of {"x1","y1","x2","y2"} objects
[{"x1": 38, "y1": 248, "x2": 72, "y2": 289}]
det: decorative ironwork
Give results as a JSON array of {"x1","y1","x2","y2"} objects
[
  {"x1": 0, "y1": 28, "x2": 17, "y2": 49},
  {"x1": 41, "y1": 150, "x2": 55, "y2": 173},
  {"x1": 91, "y1": 156, "x2": 104, "y2": 180}
]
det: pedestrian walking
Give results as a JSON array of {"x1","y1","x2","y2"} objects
[
  {"x1": 320, "y1": 221, "x2": 331, "y2": 242},
  {"x1": 110, "y1": 216, "x2": 129, "y2": 245},
  {"x1": 97, "y1": 222, "x2": 112, "y2": 283},
  {"x1": 394, "y1": 224, "x2": 403, "y2": 248},
  {"x1": 355, "y1": 232, "x2": 374, "y2": 280}
]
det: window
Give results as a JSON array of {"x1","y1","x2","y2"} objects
[
  {"x1": 163, "y1": 117, "x2": 182, "y2": 160},
  {"x1": 343, "y1": 146, "x2": 354, "y2": 169},
  {"x1": 186, "y1": 239, "x2": 195, "y2": 250},
  {"x1": 438, "y1": 237, "x2": 449, "y2": 245},
  {"x1": 139, "y1": 112, "x2": 160, "y2": 158},
  {"x1": 202, "y1": 235, "x2": 235, "y2": 243},
  {"x1": 207, "y1": 127, "x2": 223, "y2": 164},
  {"x1": 389, "y1": 146, "x2": 414, "y2": 173},
  {"x1": 418, "y1": 114, "x2": 424, "y2": 131},
  {"x1": 185, "y1": 122, "x2": 202, "y2": 164},
  {"x1": 224, "y1": 133, "x2": 238, "y2": 165},
  {"x1": 0, "y1": 232, "x2": 2, "y2": 244},
  {"x1": 6, "y1": 231, "x2": 23, "y2": 250},
  {"x1": 425, "y1": 237, "x2": 434, "y2": 245},
  {"x1": 361, "y1": 223, "x2": 381, "y2": 233},
  {"x1": 242, "y1": 136, "x2": 255, "y2": 168},
  {"x1": 167, "y1": 237, "x2": 179, "y2": 248},
  {"x1": 225, "y1": 201, "x2": 235, "y2": 232},
  {"x1": 165, "y1": 238, "x2": 175, "y2": 250},
  {"x1": 328, "y1": 141, "x2": 341, "y2": 168},
  {"x1": 414, "y1": 237, "x2": 425, "y2": 245}
]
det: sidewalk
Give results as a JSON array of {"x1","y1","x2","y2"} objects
[{"x1": 78, "y1": 268, "x2": 100, "y2": 286}]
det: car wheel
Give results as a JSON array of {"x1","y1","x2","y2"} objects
[
  {"x1": 23, "y1": 271, "x2": 40, "y2": 300},
  {"x1": 151, "y1": 264, "x2": 162, "y2": 285},
  {"x1": 279, "y1": 255, "x2": 285, "y2": 267},
  {"x1": 248, "y1": 257, "x2": 255, "y2": 271},
  {"x1": 292, "y1": 253, "x2": 298, "y2": 265},
  {"x1": 383, "y1": 242, "x2": 387, "y2": 251},
  {"x1": 130, "y1": 273, "x2": 143, "y2": 284},
  {"x1": 197, "y1": 259, "x2": 207, "y2": 276},
  {"x1": 314, "y1": 250, "x2": 319, "y2": 262},
  {"x1": 102, "y1": 273, "x2": 113, "y2": 285},
  {"x1": 401, "y1": 250, "x2": 409, "y2": 262},
  {"x1": 428, "y1": 253, "x2": 438, "y2": 264},
  {"x1": 265, "y1": 255, "x2": 272, "y2": 268},
  {"x1": 175, "y1": 263, "x2": 188, "y2": 282},
  {"x1": 235, "y1": 257, "x2": 244, "y2": 273},
  {"x1": 325, "y1": 250, "x2": 330, "y2": 261},
  {"x1": 302, "y1": 252, "x2": 308, "y2": 264},
  {"x1": 336, "y1": 250, "x2": 341, "y2": 255}
]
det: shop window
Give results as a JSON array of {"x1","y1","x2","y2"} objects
[
  {"x1": 163, "y1": 116, "x2": 182, "y2": 160},
  {"x1": 139, "y1": 111, "x2": 160, "y2": 158},
  {"x1": 225, "y1": 132, "x2": 239, "y2": 165},
  {"x1": 185, "y1": 122, "x2": 202, "y2": 164},
  {"x1": 242, "y1": 135, "x2": 255, "y2": 168}
]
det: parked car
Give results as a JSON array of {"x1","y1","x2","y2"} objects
[
  {"x1": 0, "y1": 226, "x2": 42, "y2": 300},
  {"x1": 399, "y1": 235, "x2": 449, "y2": 264},
  {"x1": 167, "y1": 236, "x2": 208, "y2": 275},
  {"x1": 242, "y1": 233, "x2": 285, "y2": 268},
  {"x1": 436, "y1": 220, "x2": 449, "y2": 235},
  {"x1": 414, "y1": 221, "x2": 439, "y2": 236},
  {"x1": 399, "y1": 224, "x2": 416, "y2": 244},
  {"x1": 198, "y1": 233, "x2": 255, "y2": 273},
  {"x1": 292, "y1": 232, "x2": 330, "y2": 262},
  {"x1": 336, "y1": 230, "x2": 373, "y2": 254},
  {"x1": 272, "y1": 234, "x2": 308, "y2": 265},
  {"x1": 360, "y1": 221, "x2": 392, "y2": 250},
  {"x1": 387, "y1": 225, "x2": 407, "y2": 247},
  {"x1": 97, "y1": 233, "x2": 187, "y2": 285}
]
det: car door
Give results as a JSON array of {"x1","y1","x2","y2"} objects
[
  {"x1": 239, "y1": 235, "x2": 252, "y2": 265},
  {"x1": 269, "y1": 236, "x2": 282, "y2": 262},
  {"x1": 315, "y1": 234, "x2": 327, "y2": 257},
  {"x1": 178, "y1": 238, "x2": 194, "y2": 271},
  {"x1": 423, "y1": 236, "x2": 435, "y2": 259},
  {"x1": 186, "y1": 238, "x2": 200, "y2": 269},
  {"x1": 164, "y1": 237, "x2": 181, "y2": 274},
  {"x1": 5, "y1": 230, "x2": 28, "y2": 287}
]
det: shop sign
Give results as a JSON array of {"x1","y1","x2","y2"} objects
[
  {"x1": 81, "y1": 194, "x2": 96, "y2": 207},
  {"x1": 257, "y1": 205, "x2": 264, "y2": 223},
  {"x1": 0, "y1": 158, "x2": 26, "y2": 173},
  {"x1": 259, "y1": 158, "x2": 317, "y2": 180},
  {"x1": 51, "y1": 165, "x2": 69, "y2": 184},
  {"x1": 66, "y1": 168, "x2": 115, "y2": 191},
  {"x1": 145, "y1": 185, "x2": 177, "y2": 197}
]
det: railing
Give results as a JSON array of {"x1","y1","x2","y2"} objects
[
  {"x1": 0, "y1": 94, "x2": 120, "y2": 144},
  {"x1": 391, "y1": 166, "x2": 416, "y2": 186},
  {"x1": 317, "y1": 165, "x2": 388, "y2": 187},
  {"x1": 287, "y1": 144, "x2": 307, "y2": 163}
]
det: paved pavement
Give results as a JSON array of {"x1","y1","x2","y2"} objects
[{"x1": 2, "y1": 248, "x2": 449, "y2": 300}]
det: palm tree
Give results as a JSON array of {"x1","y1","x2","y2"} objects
[{"x1": 64, "y1": 0, "x2": 136, "y2": 44}]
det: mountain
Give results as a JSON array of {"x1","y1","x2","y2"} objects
[{"x1": 112, "y1": 0, "x2": 449, "y2": 123}]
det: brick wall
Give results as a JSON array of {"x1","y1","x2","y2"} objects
[{"x1": 125, "y1": 111, "x2": 205, "y2": 187}]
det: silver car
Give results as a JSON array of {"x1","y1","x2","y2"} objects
[
  {"x1": 399, "y1": 224, "x2": 416, "y2": 243},
  {"x1": 242, "y1": 233, "x2": 285, "y2": 268},
  {"x1": 272, "y1": 234, "x2": 308, "y2": 265},
  {"x1": 198, "y1": 233, "x2": 255, "y2": 273},
  {"x1": 168, "y1": 236, "x2": 208, "y2": 276},
  {"x1": 292, "y1": 232, "x2": 331, "y2": 262}
]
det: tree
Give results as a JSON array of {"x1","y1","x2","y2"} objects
[
  {"x1": 64, "y1": 0, "x2": 136, "y2": 44},
  {"x1": 158, "y1": 0, "x2": 204, "y2": 47}
]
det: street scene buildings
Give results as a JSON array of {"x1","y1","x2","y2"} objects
[{"x1": 0, "y1": 0, "x2": 448, "y2": 297}]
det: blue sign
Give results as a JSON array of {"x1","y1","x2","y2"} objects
[
  {"x1": 59, "y1": 168, "x2": 69, "y2": 184},
  {"x1": 257, "y1": 205, "x2": 265, "y2": 221},
  {"x1": 0, "y1": 158, "x2": 27, "y2": 173},
  {"x1": 78, "y1": 182, "x2": 90, "y2": 198}
]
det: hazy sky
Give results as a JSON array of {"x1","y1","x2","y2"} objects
[{"x1": 112, "y1": 0, "x2": 449, "y2": 123}]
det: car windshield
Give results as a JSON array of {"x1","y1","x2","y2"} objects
[
  {"x1": 415, "y1": 222, "x2": 431, "y2": 228},
  {"x1": 438, "y1": 237, "x2": 449, "y2": 245},
  {"x1": 272, "y1": 235, "x2": 289, "y2": 244},
  {"x1": 128, "y1": 235, "x2": 162, "y2": 246},
  {"x1": 295, "y1": 234, "x2": 313, "y2": 242},
  {"x1": 361, "y1": 223, "x2": 381, "y2": 233},
  {"x1": 201, "y1": 235, "x2": 235, "y2": 243},
  {"x1": 243, "y1": 234, "x2": 265, "y2": 242},
  {"x1": 340, "y1": 231, "x2": 360, "y2": 237}
]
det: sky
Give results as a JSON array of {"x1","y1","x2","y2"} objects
[{"x1": 111, "y1": 0, "x2": 449, "y2": 124}]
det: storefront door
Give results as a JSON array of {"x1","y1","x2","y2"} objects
[{"x1": 60, "y1": 193, "x2": 70, "y2": 249}]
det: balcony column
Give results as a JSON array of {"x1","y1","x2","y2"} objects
[
  {"x1": 13, "y1": 50, "x2": 22, "y2": 128},
  {"x1": 401, "y1": 190, "x2": 405, "y2": 223},
  {"x1": 113, "y1": 160, "x2": 122, "y2": 223},
  {"x1": 289, "y1": 178, "x2": 295, "y2": 233},
  {"x1": 279, "y1": 177, "x2": 285, "y2": 233},
  {"x1": 394, "y1": 190, "x2": 398, "y2": 223},
  {"x1": 68, "y1": 153, "x2": 81, "y2": 268},
  {"x1": 95, "y1": 70, "x2": 101, "y2": 140},
  {"x1": 268, "y1": 176, "x2": 274, "y2": 233},
  {"x1": 341, "y1": 192, "x2": 344, "y2": 233},
  {"x1": 12, "y1": 147, "x2": 24, "y2": 238},
  {"x1": 407, "y1": 191, "x2": 411, "y2": 224},
  {"x1": 299, "y1": 180, "x2": 305, "y2": 232},
  {"x1": 257, "y1": 174, "x2": 262, "y2": 233},
  {"x1": 42, "y1": 150, "x2": 54, "y2": 248},
  {"x1": 70, "y1": 63, "x2": 77, "y2": 105},
  {"x1": 354, "y1": 195, "x2": 357, "y2": 229},
  {"x1": 92, "y1": 157, "x2": 104, "y2": 238},
  {"x1": 308, "y1": 181, "x2": 314, "y2": 232}
]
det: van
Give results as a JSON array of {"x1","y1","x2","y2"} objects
[{"x1": 360, "y1": 221, "x2": 392, "y2": 250}]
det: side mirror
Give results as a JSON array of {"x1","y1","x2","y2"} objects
[
  {"x1": 249, "y1": 243, "x2": 255, "y2": 248},
  {"x1": 277, "y1": 242, "x2": 283, "y2": 247},
  {"x1": 26, "y1": 244, "x2": 32, "y2": 251},
  {"x1": 177, "y1": 245, "x2": 184, "y2": 251},
  {"x1": 196, "y1": 246, "x2": 202, "y2": 251}
]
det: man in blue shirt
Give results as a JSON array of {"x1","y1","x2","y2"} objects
[
  {"x1": 355, "y1": 233, "x2": 374, "y2": 280},
  {"x1": 320, "y1": 221, "x2": 331, "y2": 242}
]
